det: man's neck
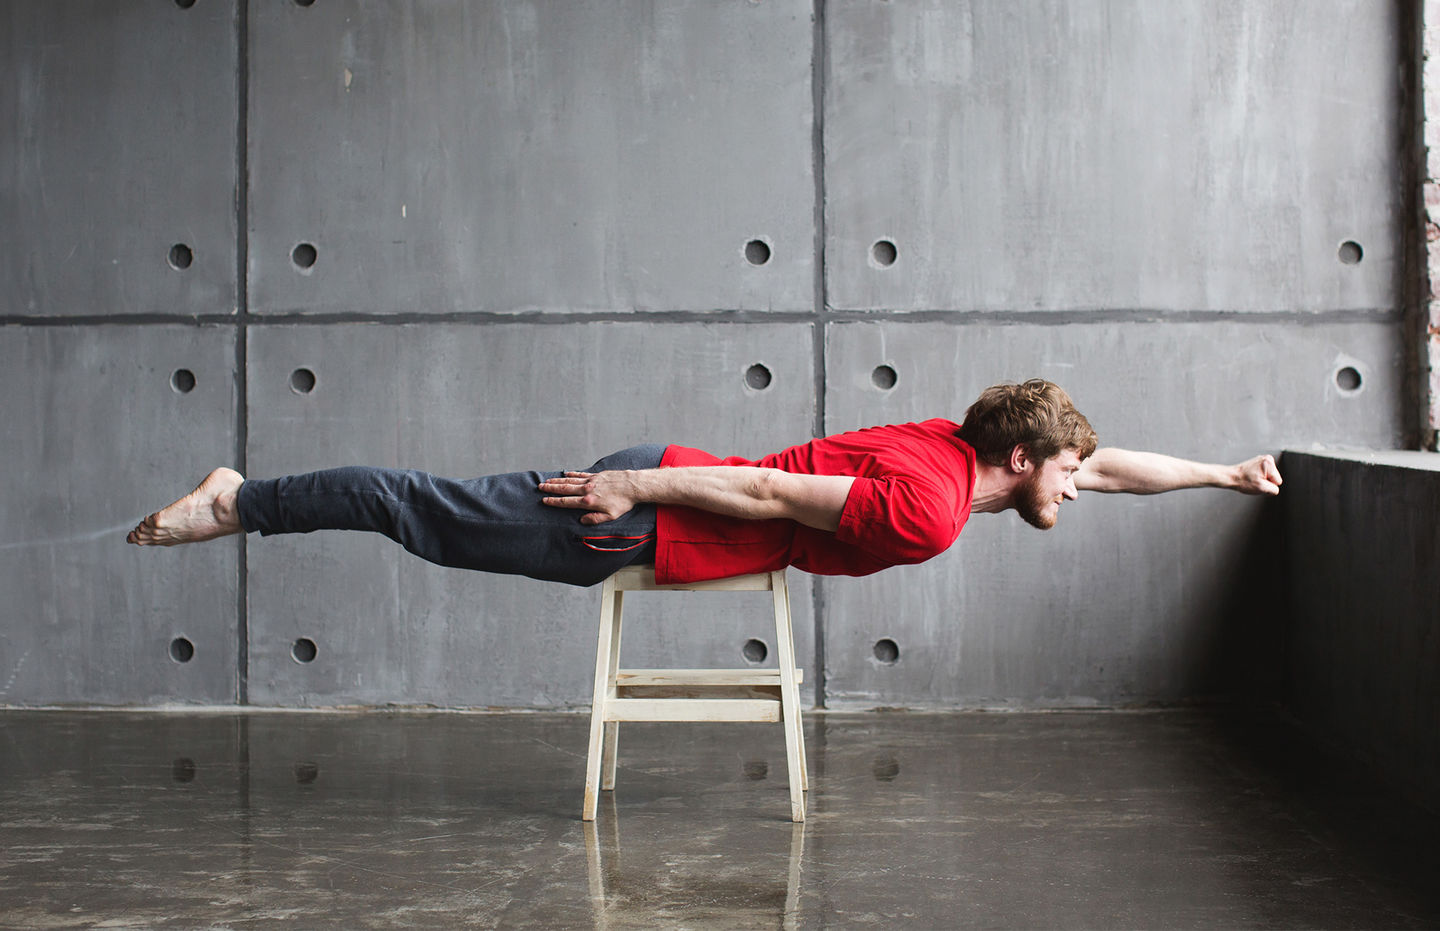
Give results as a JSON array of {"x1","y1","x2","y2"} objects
[{"x1": 970, "y1": 461, "x2": 1016, "y2": 514}]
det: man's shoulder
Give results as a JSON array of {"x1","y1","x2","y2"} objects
[
  {"x1": 826, "y1": 419, "x2": 971, "y2": 463},
  {"x1": 841, "y1": 417, "x2": 962, "y2": 436}
]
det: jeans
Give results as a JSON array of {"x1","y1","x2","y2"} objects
[{"x1": 235, "y1": 444, "x2": 665, "y2": 587}]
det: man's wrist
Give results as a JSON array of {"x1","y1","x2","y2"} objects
[{"x1": 623, "y1": 468, "x2": 664, "y2": 505}]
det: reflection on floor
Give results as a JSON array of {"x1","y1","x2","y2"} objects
[{"x1": 1, "y1": 709, "x2": 1436, "y2": 929}]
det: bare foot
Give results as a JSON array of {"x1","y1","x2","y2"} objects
[{"x1": 127, "y1": 468, "x2": 245, "y2": 546}]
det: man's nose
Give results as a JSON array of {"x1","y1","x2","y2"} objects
[{"x1": 1063, "y1": 480, "x2": 1078, "y2": 501}]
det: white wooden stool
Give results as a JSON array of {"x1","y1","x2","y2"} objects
[{"x1": 583, "y1": 565, "x2": 809, "y2": 822}]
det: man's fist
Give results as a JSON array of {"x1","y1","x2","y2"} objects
[{"x1": 1233, "y1": 454, "x2": 1283, "y2": 495}]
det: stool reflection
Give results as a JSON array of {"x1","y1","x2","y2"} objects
[{"x1": 584, "y1": 795, "x2": 807, "y2": 930}]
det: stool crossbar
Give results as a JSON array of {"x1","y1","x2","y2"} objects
[{"x1": 583, "y1": 565, "x2": 809, "y2": 822}]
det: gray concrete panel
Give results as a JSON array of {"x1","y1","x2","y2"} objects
[
  {"x1": 825, "y1": 1, "x2": 1401, "y2": 313},
  {"x1": 0, "y1": 326, "x2": 239, "y2": 705},
  {"x1": 0, "y1": 3, "x2": 238, "y2": 317},
  {"x1": 245, "y1": 323, "x2": 816, "y2": 706},
  {"x1": 821, "y1": 320, "x2": 1404, "y2": 706},
  {"x1": 248, "y1": 1, "x2": 814, "y2": 315},
  {"x1": 1283, "y1": 451, "x2": 1440, "y2": 808}
]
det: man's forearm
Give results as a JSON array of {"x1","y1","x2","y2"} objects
[
  {"x1": 625, "y1": 467, "x2": 791, "y2": 520},
  {"x1": 1077, "y1": 448, "x2": 1280, "y2": 495},
  {"x1": 538, "y1": 466, "x2": 853, "y2": 529},
  {"x1": 629, "y1": 467, "x2": 852, "y2": 530}
]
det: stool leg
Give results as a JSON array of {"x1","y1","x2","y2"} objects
[
  {"x1": 584, "y1": 577, "x2": 621, "y2": 821},
  {"x1": 786, "y1": 578, "x2": 809, "y2": 793},
  {"x1": 798, "y1": 718, "x2": 810, "y2": 793},
  {"x1": 776, "y1": 570, "x2": 808, "y2": 792},
  {"x1": 602, "y1": 722, "x2": 619, "y2": 790},
  {"x1": 772, "y1": 571, "x2": 806, "y2": 822},
  {"x1": 601, "y1": 593, "x2": 624, "y2": 790}
]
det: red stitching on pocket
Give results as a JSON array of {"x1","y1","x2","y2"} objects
[{"x1": 582, "y1": 533, "x2": 654, "y2": 553}]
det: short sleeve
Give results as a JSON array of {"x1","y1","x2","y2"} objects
[{"x1": 834, "y1": 474, "x2": 962, "y2": 564}]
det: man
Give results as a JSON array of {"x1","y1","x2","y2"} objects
[{"x1": 127, "y1": 379, "x2": 1281, "y2": 585}]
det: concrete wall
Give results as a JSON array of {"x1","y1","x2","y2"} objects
[
  {"x1": 0, "y1": 1, "x2": 1413, "y2": 708},
  {"x1": 1423, "y1": 0, "x2": 1440, "y2": 448},
  {"x1": 1283, "y1": 450, "x2": 1440, "y2": 805}
]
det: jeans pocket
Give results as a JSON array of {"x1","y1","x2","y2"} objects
[{"x1": 581, "y1": 532, "x2": 655, "y2": 553}]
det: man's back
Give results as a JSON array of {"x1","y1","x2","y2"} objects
[{"x1": 655, "y1": 419, "x2": 978, "y2": 583}]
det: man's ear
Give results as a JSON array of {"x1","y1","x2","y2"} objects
[{"x1": 1007, "y1": 444, "x2": 1032, "y2": 474}]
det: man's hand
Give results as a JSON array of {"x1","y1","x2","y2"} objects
[
  {"x1": 539, "y1": 471, "x2": 638, "y2": 525},
  {"x1": 1232, "y1": 454, "x2": 1283, "y2": 495}
]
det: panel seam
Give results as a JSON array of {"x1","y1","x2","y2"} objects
[
  {"x1": 811, "y1": 0, "x2": 829, "y2": 709},
  {"x1": 0, "y1": 308, "x2": 1401, "y2": 327},
  {"x1": 235, "y1": 0, "x2": 250, "y2": 706}
]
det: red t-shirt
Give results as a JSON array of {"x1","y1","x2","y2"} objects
[{"x1": 654, "y1": 419, "x2": 977, "y2": 584}]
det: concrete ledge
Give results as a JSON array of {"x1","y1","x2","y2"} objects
[
  {"x1": 1285, "y1": 447, "x2": 1440, "y2": 470},
  {"x1": 1282, "y1": 449, "x2": 1440, "y2": 810}
]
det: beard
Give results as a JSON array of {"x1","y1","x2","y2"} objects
[{"x1": 1015, "y1": 469, "x2": 1058, "y2": 530}]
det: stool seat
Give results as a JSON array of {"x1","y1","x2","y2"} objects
[{"x1": 583, "y1": 566, "x2": 808, "y2": 822}]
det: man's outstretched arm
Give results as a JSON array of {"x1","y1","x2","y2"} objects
[
  {"x1": 1075, "y1": 448, "x2": 1282, "y2": 496},
  {"x1": 539, "y1": 467, "x2": 854, "y2": 529}
]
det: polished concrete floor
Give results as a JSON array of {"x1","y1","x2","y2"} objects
[{"x1": 1, "y1": 709, "x2": 1437, "y2": 930}]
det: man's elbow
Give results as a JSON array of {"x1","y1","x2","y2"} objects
[
  {"x1": 1076, "y1": 450, "x2": 1128, "y2": 493},
  {"x1": 761, "y1": 470, "x2": 844, "y2": 530},
  {"x1": 1075, "y1": 469, "x2": 1117, "y2": 494},
  {"x1": 748, "y1": 470, "x2": 788, "y2": 515}
]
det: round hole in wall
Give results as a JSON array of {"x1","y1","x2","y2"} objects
[
  {"x1": 742, "y1": 638, "x2": 769, "y2": 665},
  {"x1": 745, "y1": 363, "x2": 772, "y2": 390},
  {"x1": 744, "y1": 239, "x2": 771, "y2": 266},
  {"x1": 291, "y1": 242, "x2": 318, "y2": 270},
  {"x1": 172, "y1": 757, "x2": 197, "y2": 782},
  {"x1": 873, "y1": 755, "x2": 900, "y2": 782},
  {"x1": 295, "y1": 762, "x2": 320, "y2": 785},
  {"x1": 174, "y1": 0, "x2": 196, "y2": 9},
  {"x1": 871, "y1": 364, "x2": 898, "y2": 390},
  {"x1": 873, "y1": 637, "x2": 899, "y2": 665},
  {"x1": 289, "y1": 367, "x2": 316, "y2": 394},
  {"x1": 291, "y1": 637, "x2": 318, "y2": 664},
  {"x1": 170, "y1": 369, "x2": 196, "y2": 394},
  {"x1": 871, "y1": 239, "x2": 898, "y2": 267},
  {"x1": 169, "y1": 637, "x2": 195, "y2": 663},
  {"x1": 742, "y1": 759, "x2": 769, "y2": 781},
  {"x1": 1337, "y1": 241, "x2": 1363, "y2": 265},
  {"x1": 1335, "y1": 366, "x2": 1362, "y2": 392},
  {"x1": 293, "y1": 0, "x2": 316, "y2": 7},
  {"x1": 168, "y1": 243, "x2": 194, "y2": 270}
]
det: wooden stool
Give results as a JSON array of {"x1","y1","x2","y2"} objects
[{"x1": 583, "y1": 566, "x2": 809, "y2": 822}]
